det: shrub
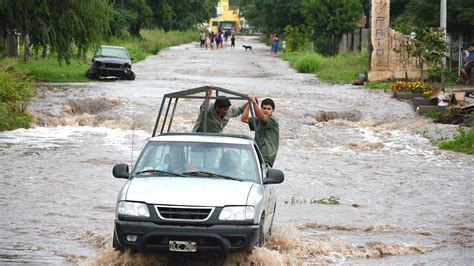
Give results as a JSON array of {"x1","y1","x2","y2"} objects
[
  {"x1": 0, "y1": 103, "x2": 32, "y2": 130},
  {"x1": 296, "y1": 53, "x2": 323, "y2": 73},
  {"x1": 281, "y1": 49, "x2": 369, "y2": 83},
  {"x1": 438, "y1": 127, "x2": 474, "y2": 154},
  {"x1": 426, "y1": 110, "x2": 442, "y2": 121},
  {"x1": 428, "y1": 67, "x2": 458, "y2": 83},
  {"x1": 283, "y1": 25, "x2": 310, "y2": 52},
  {"x1": 0, "y1": 70, "x2": 34, "y2": 131}
]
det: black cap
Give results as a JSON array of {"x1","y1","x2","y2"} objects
[{"x1": 214, "y1": 96, "x2": 231, "y2": 108}]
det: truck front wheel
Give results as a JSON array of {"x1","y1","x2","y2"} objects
[
  {"x1": 112, "y1": 230, "x2": 124, "y2": 253},
  {"x1": 255, "y1": 215, "x2": 265, "y2": 247}
]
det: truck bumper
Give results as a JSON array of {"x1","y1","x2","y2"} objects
[{"x1": 114, "y1": 219, "x2": 259, "y2": 254}]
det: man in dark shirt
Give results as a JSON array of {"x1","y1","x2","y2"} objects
[
  {"x1": 193, "y1": 89, "x2": 246, "y2": 133},
  {"x1": 241, "y1": 96, "x2": 279, "y2": 167}
]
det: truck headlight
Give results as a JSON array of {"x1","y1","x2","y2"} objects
[
  {"x1": 118, "y1": 201, "x2": 150, "y2": 217},
  {"x1": 219, "y1": 206, "x2": 254, "y2": 221}
]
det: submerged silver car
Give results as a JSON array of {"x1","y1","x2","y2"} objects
[{"x1": 112, "y1": 133, "x2": 284, "y2": 254}]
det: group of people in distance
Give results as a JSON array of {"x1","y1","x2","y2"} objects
[
  {"x1": 192, "y1": 89, "x2": 279, "y2": 168},
  {"x1": 269, "y1": 33, "x2": 286, "y2": 55},
  {"x1": 200, "y1": 29, "x2": 236, "y2": 50},
  {"x1": 200, "y1": 30, "x2": 288, "y2": 54}
]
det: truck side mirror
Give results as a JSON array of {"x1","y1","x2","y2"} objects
[
  {"x1": 264, "y1": 169, "x2": 284, "y2": 184},
  {"x1": 113, "y1": 164, "x2": 130, "y2": 179}
]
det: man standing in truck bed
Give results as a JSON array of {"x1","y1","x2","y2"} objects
[
  {"x1": 192, "y1": 89, "x2": 246, "y2": 133},
  {"x1": 241, "y1": 96, "x2": 279, "y2": 167}
]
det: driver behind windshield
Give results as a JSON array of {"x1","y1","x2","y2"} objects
[
  {"x1": 156, "y1": 145, "x2": 187, "y2": 174},
  {"x1": 218, "y1": 150, "x2": 243, "y2": 178}
]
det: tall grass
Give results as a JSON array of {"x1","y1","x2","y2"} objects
[
  {"x1": 0, "y1": 63, "x2": 34, "y2": 130},
  {"x1": 437, "y1": 127, "x2": 474, "y2": 154},
  {"x1": 281, "y1": 49, "x2": 369, "y2": 83},
  {"x1": 15, "y1": 57, "x2": 91, "y2": 83}
]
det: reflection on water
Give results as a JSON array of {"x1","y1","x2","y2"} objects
[{"x1": 1, "y1": 36, "x2": 473, "y2": 264}]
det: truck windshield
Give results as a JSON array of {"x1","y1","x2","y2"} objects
[
  {"x1": 132, "y1": 141, "x2": 260, "y2": 182},
  {"x1": 96, "y1": 47, "x2": 129, "y2": 58}
]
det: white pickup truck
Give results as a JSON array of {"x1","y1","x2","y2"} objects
[
  {"x1": 111, "y1": 86, "x2": 284, "y2": 254},
  {"x1": 112, "y1": 133, "x2": 284, "y2": 254}
]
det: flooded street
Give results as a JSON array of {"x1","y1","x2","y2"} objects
[{"x1": 1, "y1": 35, "x2": 472, "y2": 264}]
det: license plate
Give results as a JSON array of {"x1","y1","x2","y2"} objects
[{"x1": 169, "y1": 240, "x2": 197, "y2": 252}]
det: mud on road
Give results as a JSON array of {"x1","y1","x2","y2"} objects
[{"x1": 0, "y1": 36, "x2": 472, "y2": 265}]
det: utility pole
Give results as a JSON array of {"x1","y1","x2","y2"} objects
[{"x1": 440, "y1": 0, "x2": 447, "y2": 91}]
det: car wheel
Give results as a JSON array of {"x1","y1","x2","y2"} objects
[
  {"x1": 255, "y1": 215, "x2": 265, "y2": 247},
  {"x1": 86, "y1": 69, "x2": 96, "y2": 79},
  {"x1": 112, "y1": 230, "x2": 125, "y2": 253},
  {"x1": 126, "y1": 71, "x2": 135, "y2": 80}
]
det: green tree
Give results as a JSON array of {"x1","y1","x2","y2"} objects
[
  {"x1": 148, "y1": 0, "x2": 173, "y2": 31},
  {"x1": 147, "y1": 0, "x2": 215, "y2": 31},
  {"x1": 283, "y1": 24, "x2": 309, "y2": 52},
  {"x1": 302, "y1": 0, "x2": 362, "y2": 55},
  {"x1": 109, "y1": 7, "x2": 137, "y2": 37},
  {"x1": 235, "y1": 0, "x2": 305, "y2": 35},
  {"x1": 394, "y1": 0, "x2": 473, "y2": 39},
  {"x1": 390, "y1": 0, "x2": 409, "y2": 21},
  {"x1": 118, "y1": 0, "x2": 153, "y2": 37},
  {"x1": 169, "y1": 0, "x2": 216, "y2": 30},
  {"x1": 0, "y1": 0, "x2": 111, "y2": 63},
  {"x1": 395, "y1": 28, "x2": 448, "y2": 82}
]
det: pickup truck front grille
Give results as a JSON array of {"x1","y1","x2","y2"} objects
[{"x1": 156, "y1": 206, "x2": 214, "y2": 221}]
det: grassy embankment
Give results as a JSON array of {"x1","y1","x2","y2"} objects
[
  {"x1": 10, "y1": 29, "x2": 197, "y2": 83},
  {"x1": 0, "y1": 29, "x2": 197, "y2": 131},
  {"x1": 0, "y1": 65, "x2": 34, "y2": 130},
  {"x1": 280, "y1": 49, "x2": 457, "y2": 88},
  {"x1": 280, "y1": 48, "x2": 391, "y2": 88},
  {"x1": 280, "y1": 48, "x2": 472, "y2": 154},
  {"x1": 437, "y1": 127, "x2": 474, "y2": 154},
  {"x1": 281, "y1": 49, "x2": 370, "y2": 84}
]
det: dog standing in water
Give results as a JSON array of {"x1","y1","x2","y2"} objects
[{"x1": 243, "y1": 45, "x2": 252, "y2": 51}]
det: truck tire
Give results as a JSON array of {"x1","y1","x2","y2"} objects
[
  {"x1": 255, "y1": 215, "x2": 265, "y2": 247},
  {"x1": 112, "y1": 230, "x2": 125, "y2": 253}
]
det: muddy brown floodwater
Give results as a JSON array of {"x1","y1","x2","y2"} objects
[{"x1": 0, "y1": 36, "x2": 472, "y2": 265}]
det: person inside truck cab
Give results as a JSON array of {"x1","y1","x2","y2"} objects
[
  {"x1": 156, "y1": 146, "x2": 187, "y2": 174},
  {"x1": 192, "y1": 88, "x2": 247, "y2": 133},
  {"x1": 218, "y1": 150, "x2": 243, "y2": 178}
]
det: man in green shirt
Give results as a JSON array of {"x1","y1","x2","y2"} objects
[
  {"x1": 193, "y1": 89, "x2": 246, "y2": 133},
  {"x1": 241, "y1": 96, "x2": 279, "y2": 167}
]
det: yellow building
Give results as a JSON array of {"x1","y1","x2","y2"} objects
[{"x1": 209, "y1": 0, "x2": 240, "y2": 33}]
